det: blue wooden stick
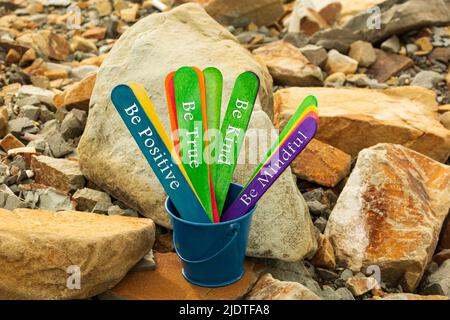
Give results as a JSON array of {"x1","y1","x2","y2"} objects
[{"x1": 111, "y1": 84, "x2": 210, "y2": 223}]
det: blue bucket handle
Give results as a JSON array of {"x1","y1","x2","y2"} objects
[{"x1": 173, "y1": 223, "x2": 240, "y2": 264}]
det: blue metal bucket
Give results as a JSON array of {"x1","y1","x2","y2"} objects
[{"x1": 165, "y1": 183, "x2": 256, "y2": 287}]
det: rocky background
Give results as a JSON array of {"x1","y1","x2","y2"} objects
[{"x1": 0, "y1": 0, "x2": 450, "y2": 300}]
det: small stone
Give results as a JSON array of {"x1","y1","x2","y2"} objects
[
  {"x1": 306, "y1": 200, "x2": 328, "y2": 217},
  {"x1": 433, "y1": 250, "x2": 450, "y2": 265},
  {"x1": 324, "y1": 71, "x2": 346, "y2": 87},
  {"x1": 430, "y1": 47, "x2": 450, "y2": 63},
  {"x1": 381, "y1": 35, "x2": 401, "y2": 53},
  {"x1": 80, "y1": 54, "x2": 107, "y2": 67},
  {"x1": 107, "y1": 205, "x2": 138, "y2": 217},
  {"x1": 406, "y1": 43, "x2": 418, "y2": 55},
  {"x1": 349, "y1": 40, "x2": 376, "y2": 67},
  {"x1": 412, "y1": 70, "x2": 444, "y2": 89},
  {"x1": 19, "y1": 105, "x2": 40, "y2": 121},
  {"x1": 94, "y1": 0, "x2": 113, "y2": 16},
  {"x1": 54, "y1": 73, "x2": 96, "y2": 111},
  {"x1": 340, "y1": 269, "x2": 353, "y2": 281},
  {"x1": 0, "y1": 133, "x2": 25, "y2": 151},
  {"x1": 415, "y1": 37, "x2": 433, "y2": 55},
  {"x1": 130, "y1": 249, "x2": 156, "y2": 272},
  {"x1": 73, "y1": 188, "x2": 112, "y2": 212},
  {"x1": 314, "y1": 217, "x2": 327, "y2": 233},
  {"x1": 346, "y1": 74, "x2": 388, "y2": 89},
  {"x1": 82, "y1": 27, "x2": 107, "y2": 40},
  {"x1": 316, "y1": 268, "x2": 339, "y2": 282},
  {"x1": 29, "y1": 186, "x2": 75, "y2": 211},
  {"x1": 246, "y1": 273, "x2": 321, "y2": 300},
  {"x1": 71, "y1": 36, "x2": 98, "y2": 53},
  {"x1": 335, "y1": 287, "x2": 355, "y2": 300},
  {"x1": 5, "y1": 48, "x2": 21, "y2": 64},
  {"x1": 8, "y1": 117, "x2": 37, "y2": 135},
  {"x1": 0, "y1": 107, "x2": 8, "y2": 138},
  {"x1": 420, "y1": 260, "x2": 450, "y2": 297},
  {"x1": 154, "y1": 231, "x2": 174, "y2": 253},
  {"x1": 60, "y1": 109, "x2": 87, "y2": 139},
  {"x1": 440, "y1": 112, "x2": 450, "y2": 130},
  {"x1": 346, "y1": 276, "x2": 379, "y2": 296},
  {"x1": 367, "y1": 49, "x2": 414, "y2": 82},
  {"x1": 31, "y1": 155, "x2": 85, "y2": 193},
  {"x1": 70, "y1": 65, "x2": 98, "y2": 80},
  {"x1": 311, "y1": 234, "x2": 336, "y2": 270},
  {"x1": 17, "y1": 85, "x2": 54, "y2": 107},
  {"x1": 299, "y1": 44, "x2": 328, "y2": 67},
  {"x1": 325, "y1": 49, "x2": 358, "y2": 75},
  {"x1": 120, "y1": 4, "x2": 139, "y2": 22},
  {"x1": 43, "y1": 69, "x2": 68, "y2": 81},
  {"x1": 0, "y1": 184, "x2": 27, "y2": 210}
]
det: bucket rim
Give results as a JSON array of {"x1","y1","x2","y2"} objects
[{"x1": 165, "y1": 183, "x2": 256, "y2": 226}]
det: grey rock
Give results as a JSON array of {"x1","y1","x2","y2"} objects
[
  {"x1": 340, "y1": 269, "x2": 353, "y2": 281},
  {"x1": 33, "y1": 187, "x2": 74, "y2": 211},
  {"x1": 70, "y1": 65, "x2": 99, "y2": 80},
  {"x1": 8, "y1": 117, "x2": 37, "y2": 134},
  {"x1": 307, "y1": 200, "x2": 328, "y2": 217},
  {"x1": 60, "y1": 109, "x2": 87, "y2": 139},
  {"x1": 42, "y1": 0, "x2": 72, "y2": 6},
  {"x1": 317, "y1": 268, "x2": 339, "y2": 282},
  {"x1": 420, "y1": 260, "x2": 450, "y2": 297},
  {"x1": 299, "y1": 44, "x2": 328, "y2": 67},
  {"x1": 0, "y1": 184, "x2": 27, "y2": 210},
  {"x1": 45, "y1": 129, "x2": 75, "y2": 158},
  {"x1": 108, "y1": 205, "x2": 139, "y2": 217},
  {"x1": 406, "y1": 43, "x2": 418, "y2": 55},
  {"x1": 284, "y1": 32, "x2": 310, "y2": 48},
  {"x1": 314, "y1": 216, "x2": 328, "y2": 233},
  {"x1": 335, "y1": 287, "x2": 355, "y2": 300},
  {"x1": 16, "y1": 85, "x2": 54, "y2": 107},
  {"x1": 39, "y1": 106, "x2": 55, "y2": 122},
  {"x1": 381, "y1": 35, "x2": 401, "y2": 54},
  {"x1": 20, "y1": 105, "x2": 40, "y2": 121},
  {"x1": 73, "y1": 187, "x2": 112, "y2": 212},
  {"x1": 130, "y1": 249, "x2": 156, "y2": 272},
  {"x1": 411, "y1": 70, "x2": 444, "y2": 89},
  {"x1": 15, "y1": 95, "x2": 41, "y2": 107}
]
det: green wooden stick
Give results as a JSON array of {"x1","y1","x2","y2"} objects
[
  {"x1": 214, "y1": 71, "x2": 260, "y2": 216},
  {"x1": 203, "y1": 67, "x2": 223, "y2": 191},
  {"x1": 174, "y1": 66, "x2": 216, "y2": 223}
]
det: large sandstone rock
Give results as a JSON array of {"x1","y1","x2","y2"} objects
[
  {"x1": 311, "y1": 0, "x2": 450, "y2": 52},
  {"x1": 78, "y1": 3, "x2": 317, "y2": 261},
  {"x1": 325, "y1": 143, "x2": 450, "y2": 292},
  {"x1": 0, "y1": 208, "x2": 155, "y2": 299},
  {"x1": 274, "y1": 86, "x2": 450, "y2": 162}
]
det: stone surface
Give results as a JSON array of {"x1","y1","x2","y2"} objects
[
  {"x1": 289, "y1": 139, "x2": 351, "y2": 187},
  {"x1": 0, "y1": 133, "x2": 25, "y2": 151},
  {"x1": 104, "y1": 252, "x2": 259, "y2": 300},
  {"x1": 273, "y1": 86, "x2": 450, "y2": 162},
  {"x1": 78, "y1": 3, "x2": 317, "y2": 261},
  {"x1": 325, "y1": 49, "x2": 358, "y2": 75},
  {"x1": 17, "y1": 30, "x2": 69, "y2": 61},
  {"x1": 246, "y1": 273, "x2": 321, "y2": 300},
  {"x1": 420, "y1": 260, "x2": 450, "y2": 297},
  {"x1": 433, "y1": 250, "x2": 450, "y2": 265},
  {"x1": 378, "y1": 293, "x2": 449, "y2": 300},
  {"x1": 367, "y1": 49, "x2": 414, "y2": 83},
  {"x1": 348, "y1": 40, "x2": 376, "y2": 67},
  {"x1": 0, "y1": 208, "x2": 155, "y2": 299},
  {"x1": 325, "y1": 143, "x2": 450, "y2": 292},
  {"x1": 73, "y1": 187, "x2": 112, "y2": 212},
  {"x1": 346, "y1": 276, "x2": 379, "y2": 296},
  {"x1": 311, "y1": 234, "x2": 336, "y2": 270},
  {"x1": 31, "y1": 155, "x2": 85, "y2": 193},
  {"x1": 311, "y1": 0, "x2": 450, "y2": 52},
  {"x1": 253, "y1": 41, "x2": 323, "y2": 86},
  {"x1": 381, "y1": 35, "x2": 401, "y2": 53},
  {"x1": 299, "y1": 44, "x2": 328, "y2": 67},
  {"x1": 205, "y1": 0, "x2": 284, "y2": 27},
  {"x1": 54, "y1": 73, "x2": 96, "y2": 111},
  {"x1": 411, "y1": 71, "x2": 445, "y2": 89}
]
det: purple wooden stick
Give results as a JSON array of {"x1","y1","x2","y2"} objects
[{"x1": 221, "y1": 115, "x2": 318, "y2": 222}]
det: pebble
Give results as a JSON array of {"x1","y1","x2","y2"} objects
[
  {"x1": 411, "y1": 70, "x2": 444, "y2": 89},
  {"x1": 381, "y1": 35, "x2": 401, "y2": 53}
]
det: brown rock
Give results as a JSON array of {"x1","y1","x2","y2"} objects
[
  {"x1": 5, "y1": 48, "x2": 21, "y2": 64},
  {"x1": 441, "y1": 111, "x2": 450, "y2": 130},
  {"x1": 325, "y1": 49, "x2": 358, "y2": 75},
  {"x1": 53, "y1": 73, "x2": 96, "y2": 111},
  {"x1": 93, "y1": 0, "x2": 113, "y2": 16},
  {"x1": 120, "y1": 4, "x2": 139, "y2": 23},
  {"x1": 317, "y1": 1, "x2": 342, "y2": 26},
  {"x1": 19, "y1": 48, "x2": 37, "y2": 66},
  {"x1": 429, "y1": 47, "x2": 450, "y2": 63},
  {"x1": 31, "y1": 155, "x2": 86, "y2": 193},
  {"x1": 346, "y1": 276, "x2": 379, "y2": 296},
  {"x1": 7, "y1": 147, "x2": 36, "y2": 167},
  {"x1": 82, "y1": 27, "x2": 106, "y2": 40},
  {"x1": 253, "y1": 41, "x2": 323, "y2": 86},
  {"x1": 0, "y1": 107, "x2": 8, "y2": 138},
  {"x1": 70, "y1": 36, "x2": 98, "y2": 53},
  {"x1": 205, "y1": 0, "x2": 285, "y2": 27},
  {"x1": 367, "y1": 49, "x2": 414, "y2": 83},
  {"x1": 44, "y1": 69, "x2": 68, "y2": 81},
  {"x1": 0, "y1": 133, "x2": 25, "y2": 151},
  {"x1": 273, "y1": 86, "x2": 450, "y2": 162},
  {"x1": 325, "y1": 143, "x2": 450, "y2": 292},
  {"x1": 246, "y1": 273, "x2": 321, "y2": 300},
  {"x1": 438, "y1": 105, "x2": 450, "y2": 113},
  {"x1": 378, "y1": 293, "x2": 448, "y2": 300},
  {"x1": 433, "y1": 249, "x2": 450, "y2": 265},
  {"x1": 290, "y1": 139, "x2": 351, "y2": 187},
  {"x1": 73, "y1": 187, "x2": 112, "y2": 212},
  {"x1": 415, "y1": 37, "x2": 433, "y2": 55},
  {"x1": 0, "y1": 208, "x2": 155, "y2": 299},
  {"x1": 104, "y1": 252, "x2": 259, "y2": 299},
  {"x1": 311, "y1": 234, "x2": 336, "y2": 269},
  {"x1": 16, "y1": 30, "x2": 70, "y2": 61},
  {"x1": 348, "y1": 40, "x2": 376, "y2": 67},
  {"x1": 440, "y1": 218, "x2": 450, "y2": 249},
  {"x1": 299, "y1": 8, "x2": 329, "y2": 36},
  {"x1": 80, "y1": 54, "x2": 107, "y2": 67}
]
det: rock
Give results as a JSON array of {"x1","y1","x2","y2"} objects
[
  {"x1": 54, "y1": 73, "x2": 96, "y2": 111},
  {"x1": 108, "y1": 205, "x2": 138, "y2": 217},
  {"x1": 253, "y1": 41, "x2": 323, "y2": 86},
  {"x1": 311, "y1": 234, "x2": 336, "y2": 270},
  {"x1": 310, "y1": 0, "x2": 450, "y2": 52},
  {"x1": 82, "y1": 27, "x2": 107, "y2": 40},
  {"x1": 70, "y1": 65, "x2": 99, "y2": 80},
  {"x1": 306, "y1": 200, "x2": 329, "y2": 217},
  {"x1": 5, "y1": 48, "x2": 21, "y2": 64},
  {"x1": 0, "y1": 185, "x2": 27, "y2": 210},
  {"x1": 44, "y1": 129, "x2": 75, "y2": 158},
  {"x1": 44, "y1": 69, "x2": 68, "y2": 81},
  {"x1": 0, "y1": 208, "x2": 154, "y2": 299},
  {"x1": 0, "y1": 133, "x2": 25, "y2": 151},
  {"x1": 348, "y1": 40, "x2": 376, "y2": 67},
  {"x1": 440, "y1": 218, "x2": 450, "y2": 249},
  {"x1": 60, "y1": 109, "x2": 87, "y2": 139},
  {"x1": 324, "y1": 71, "x2": 346, "y2": 87},
  {"x1": 415, "y1": 36, "x2": 433, "y2": 55},
  {"x1": 8, "y1": 117, "x2": 37, "y2": 135},
  {"x1": 103, "y1": 252, "x2": 258, "y2": 299},
  {"x1": 31, "y1": 155, "x2": 85, "y2": 193},
  {"x1": 80, "y1": 54, "x2": 107, "y2": 67},
  {"x1": 381, "y1": 35, "x2": 401, "y2": 54},
  {"x1": 0, "y1": 107, "x2": 8, "y2": 138},
  {"x1": 420, "y1": 260, "x2": 450, "y2": 297},
  {"x1": 17, "y1": 85, "x2": 54, "y2": 107},
  {"x1": 379, "y1": 293, "x2": 449, "y2": 300},
  {"x1": 346, "y1": 73, "x2": 388, "y2": 89},
  {"x1": 367, "y1": 49, "x2": 414, "y2": 83},
  {"x1": 42, "y1": 0, "x2": 72, "y2": 6},
  {"x1": 325, "y1": 143, "x2": 450, "y2": 292},
  {"x1": 78, "y1": 3, "x2": 317, "y2": 261},
  {"x1": 411, "y1": 71, "x2": 445, "y2": 89},
  {"x1": 273, "y1": 86, "x2": 450, "y2": 162},
  {"x1": 94, "y1": 0, "x2": 112, "y2": 16},
  {"x1": 430, "y1": 47, "x2": 450, "y2": 63},
  {"x1": 346, "y1": 276, "x2": 379, "y2": 296},
  {"x1": 314, "y1": 217, "x2": 328, "y2": 233},
  {"x1": 130, "y1": 249, "x2": 156, "y2": 272},
  {"x1": 25, "y1": 185, "x2": 75, "y2": 211},
  {"x1": 289, "y1": 139, "x2": 351, "y2": 187},
  {"x1": 299, "y1": 44, "x2": 328, "y2": 67},
  {"x1": 120, "y1": 4, "x2": 139, "y2": 22},
  {"x1": 325, "y1": 49, "x2": 358, "y2": 75},
  {"x1": 433, "y1": 250, "x2": 450, "y2": 265},
  {"x1": 288, "y1": 4, "x2": 329, "y2": 36},
  {"x1": 7, "y1": 147, "x2": 36, "y2": 166},
  {"x1": 19, "y1": 105, "x2": 40, "y2": 121},
  {"x1": 205, "y1": 0, "x2": 285, "y2": 27},
  {"x1": 302, "y1": 188, "x2": 336, "y2": 219},
  {"x1": 246, "y1": 273, "x2": 321, "y2": 300},
  {"x1": 73, "y1": 187, "x2": 112, "y2": 212},
  {"x1": 16, "y1": 30, "x2": 69, "y2": 61},
  {"x1": 19, "y1": 48, "x2": 36, "y2": 66},
  {"x1": 70, "y1": 36, "x2": 98, "y2": 53}
]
